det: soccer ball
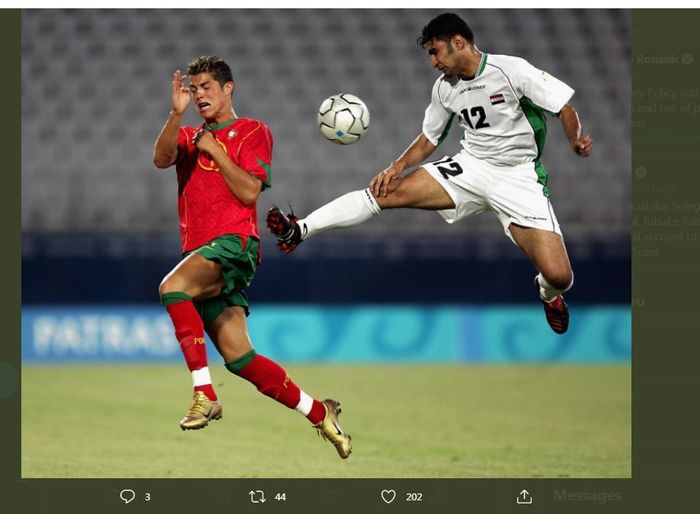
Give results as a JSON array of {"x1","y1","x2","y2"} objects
[{"x1": 317, "y1": 93, "x2": 370, "y2": 145}]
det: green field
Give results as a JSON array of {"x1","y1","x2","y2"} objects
[{"x1": 22, "y1": 364, "x2": 630, "y2": 478}]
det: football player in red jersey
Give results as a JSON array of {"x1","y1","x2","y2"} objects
[{"x1": 152, "y1": 56, "x2": 351, "y2": 458}]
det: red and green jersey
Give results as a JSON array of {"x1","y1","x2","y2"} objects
[{"x1": 175, "y1": 117, "x2": 272, "y2": 253}]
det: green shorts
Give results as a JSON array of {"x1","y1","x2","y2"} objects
[{"x1": 186, "y1": 234, "x2": 259, "y2": 326}]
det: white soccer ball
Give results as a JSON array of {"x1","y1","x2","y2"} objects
[{"x1": 317, "y1": 93, "x2": 370, "y2": 145}]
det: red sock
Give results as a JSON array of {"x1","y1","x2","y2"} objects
[
  {"x1": 236, "y1": 354, "x2": 325, "y2": 424},
  {"x1": 193, "y1": 384, "x2": 217, "y2": 400},
  {"x1": 165, "y1": 299, "x2": 217, "y2": 401},
  {"x1": 308, "y1": 399, "x2": 327, "y2": 425}
]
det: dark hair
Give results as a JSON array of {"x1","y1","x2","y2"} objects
[
  {"x1": 417, "y1": 13, "x2": 474, "y2": 47},
  {"x1": 187, "y1": 55, "x2": 234, "y2": 87}
]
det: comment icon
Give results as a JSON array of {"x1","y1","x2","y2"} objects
[{"x1": 119, "y1": 489, "x2": 136, "y2": 504}]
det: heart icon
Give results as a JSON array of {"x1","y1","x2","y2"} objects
[{"x1": 380, "y1": 489, "x2": 396, "y2": 504}]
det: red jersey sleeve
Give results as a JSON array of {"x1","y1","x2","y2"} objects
[
  {"x1": 236, "y1": 121, "x2": 273, "y2": 190},
  {"x1": 176, "y1": 127, "x2": 196, "y2": 163}
]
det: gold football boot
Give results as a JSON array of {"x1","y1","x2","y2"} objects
[
  {"x1": 179, "y1": 391, "x2": 223, "y2": 430},
  {"x1": 315, "y1": 399, "x2": 352, "y2": 459}
]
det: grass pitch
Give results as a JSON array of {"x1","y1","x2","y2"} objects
[{"x1": 22, "y1": 364, "x2": 630, "y2": 478}]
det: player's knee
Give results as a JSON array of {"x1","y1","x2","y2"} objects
[
  {"x1": 158, "y1": 278, "x2": 171, "y2": 296},
  {"x1": 159, "y1": 275, "x2": 184, "y2": 296},
  {"x1": 545, "y1": 269, "x2": 574, "y2": 292},
  {"x1": 374, "y1": 182, "x2": 405, "y2": 210}
]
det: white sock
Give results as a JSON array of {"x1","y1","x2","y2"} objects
[
  {"x1": 294, "y1": 390, "x2": 314, "y2": 416},
  {"x1": 299, "y1": 189, "x2": 381, "y2": 240},
  {"x1": 537, "y1": 272, "x2": 573, "y2": 302},
  {"x1": 191, "y1": 367, "x2": 212, "y2": 387}
]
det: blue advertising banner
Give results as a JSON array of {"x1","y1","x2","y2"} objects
[{"x1": 21, "y1": 305, "x2": 631, "y2": 363}]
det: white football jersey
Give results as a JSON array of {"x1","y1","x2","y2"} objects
[{"x1": 422, "y1": 53, "x2": 575, "y2": 167}]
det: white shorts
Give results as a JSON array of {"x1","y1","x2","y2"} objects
[{"x1": 422, "y1": 151, "x2": 561, "y2": 244}]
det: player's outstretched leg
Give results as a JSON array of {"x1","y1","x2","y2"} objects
[
  {"x1": 209, "y1": 307, "x2": 352, "y2": 457},
  {"x1": 266, "y1": 206, "x2": 303, "y2": 253},
  {"x1": 267, "y1": 189, "x2": 382, "y2": 253},
  {"x1": 535, "y1": 274, "x2": 570, "y2": 334},
  {"x1": 226, "y1": 350, "x2": 352, "y2": 459}
]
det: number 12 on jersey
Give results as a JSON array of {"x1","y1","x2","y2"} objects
[
  {"x1": 434, "y1": 156, "x2": 464, "y2": 180},
  {"x1": 461, "y1": 106, "x2": 490, "y2": 130}
]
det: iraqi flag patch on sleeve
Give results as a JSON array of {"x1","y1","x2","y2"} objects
[{"x1": 490, "y1": 93, "x2": 505, "y2": 105}]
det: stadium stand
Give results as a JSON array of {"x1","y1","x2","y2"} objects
[{"x1": 21, "y1": 10, "x2": 630, "y2": 303}]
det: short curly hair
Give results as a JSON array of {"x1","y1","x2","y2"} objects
[
  {"x1": 417, "y1": 13, "x2": 474, "y2": 47},
  {"x1": 187, "y1": 55, "x2": 234, "y2": 87}
]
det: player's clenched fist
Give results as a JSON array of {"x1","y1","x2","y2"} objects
[
  {"x1": 171, "y1": 69, "x2": 191, "y2": 116},
  {"x1": 192, "y1": 129, "x2": 219, "y2": 154},
  {"x1": 572, "y1": 134, "x2": 593, "y2": 157}
]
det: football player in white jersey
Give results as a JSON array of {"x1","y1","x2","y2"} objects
[{"x1": 267, "y1": 12, "x2": 592, "y2": 334}]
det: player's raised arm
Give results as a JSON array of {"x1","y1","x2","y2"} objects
[
  {"x1": 370, "y1": 133, "x2": 437, "y2": 197},
  {"x1": 153, "y1": 70, "x2": 191, "y2": 168},
  {"x1": 558, "y1": 104, "x2": 593, "y2": 158}
]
